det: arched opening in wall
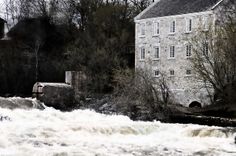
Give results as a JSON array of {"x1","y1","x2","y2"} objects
[{"x1": 189, "y1": 101, "x2": 202, "y2": 108}]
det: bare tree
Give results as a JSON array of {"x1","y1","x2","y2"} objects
[
  {"x1": 4, "y1": 0, "x2": 18, "y2": 27},
  {"x1": 4, "y1": 0, "x2": 60, "y2": 24},
  {"x1": 130, "y1": 0, "x2": 151, "y2": 12},
  {"x1": 158, "y1": 74, "x2": 170, "y2": 106},
  {"x1": 190, "y1": 1, "x2": 236, "y2": 104},
  {"x1": 112, "y1": 68, "x2": 172, "y2": 120}
]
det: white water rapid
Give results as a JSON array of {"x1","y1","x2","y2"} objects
[{"x1": 0, "y1": 98, "x2": 235, "y2": 156}]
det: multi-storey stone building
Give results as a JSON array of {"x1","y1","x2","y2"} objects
[{"x1": 134, "y1": 0, "x2": 228, "y2": 107}]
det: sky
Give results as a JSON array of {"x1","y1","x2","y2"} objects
[{"x1": 0, "y1": 1, "x2": 6, "y2": 19}]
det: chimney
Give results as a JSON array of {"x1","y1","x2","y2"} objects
[{"x1": 4, "y1": 22, "x2": 8, "y2": 38}]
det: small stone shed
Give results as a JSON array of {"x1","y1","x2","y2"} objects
[
  {"x1": 32, "y1": 71, "x2": 86, "y2": 110},
  {"x1": 32, "y1": 82, "x2": 74, "y2": 110}
]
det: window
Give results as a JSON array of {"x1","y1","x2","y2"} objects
[
  {"x1": 170, "y1": 20, "x2": 176, "y2": 33},
  {"x1": 140, "y1": 23, "x2": 145, "y2": 36},
  {"x1": 170, "y1": 70, "x2": 175, "y2": 76},
  {"x1": 154, "y1": 46, "x2": 160, "y2": 59},
  {"x1": 140, "y1": 47, "x2": 145, "y2": 60},
  {"x1": 186, "y1": 69, "x2": 192, "y2": 75},
  {"x1": 203, "y1": 42, "x2": 208, "y2": 56},
  {"x1": 186, "y1": 44, "x2": 192, "y2": 57},
  {"x1": 153, "y1": 21, "x2": 160, "y2": 35},
  {"x1": 154, "y1": 70, "x2": 160, "y2": 77},
  {"x1": 186, "y1": 18, "x2": 192, "y2": 32},
  {"x1": 169, "y1": 46, "x2": 175, "y2": 58}
]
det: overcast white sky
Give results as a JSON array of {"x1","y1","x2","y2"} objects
[{"x1": 0, "y1": 0, "x2": 8, "y2": 20}]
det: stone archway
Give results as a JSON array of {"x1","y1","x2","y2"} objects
[{"x1": 189, "y1": 101, "x2": 202, "y2": 108}]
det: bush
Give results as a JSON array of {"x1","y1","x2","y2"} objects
[{"x1": 112, "y1": 68, "x2": 171, "y2": 121}]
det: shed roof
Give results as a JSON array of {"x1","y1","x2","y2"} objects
[
  {"x1": 136, "y1": 0, "x2": 222, "y2": 20},
  {"x1": 35, "y1": 82, "x2": 71, "y2": 88}
]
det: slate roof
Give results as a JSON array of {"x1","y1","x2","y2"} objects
[{"x1": 137, "y1": 0, "x2": 221, "y2": 20}]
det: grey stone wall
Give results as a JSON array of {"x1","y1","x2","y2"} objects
[
  {"x1": 135, "y1": 11, "x2": 215, "y2": 106},
  {"x1": 32, "y1": 82, "x2": 75, "y2": 110},
  {"x1": 65, "y1": 71, "x2": 87, "y2": 101},
  {"x1": 32, "y1": 71, "x2": 88, "y2": 110}
]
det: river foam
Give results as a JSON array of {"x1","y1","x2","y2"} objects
[
  {"x1": 0, "y1": 97, "x2": 45, "y2": 110},
  {"x1": 0, "y1": 98, "x2": 235, "y2": 156}
]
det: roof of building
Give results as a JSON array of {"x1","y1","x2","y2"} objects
[{"x1": 136, "y1": 0, "x2": 222, "y2": 20}]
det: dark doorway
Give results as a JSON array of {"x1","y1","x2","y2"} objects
[{"x1": 189, "y1": 101, "x2": 202, "y2": 108}]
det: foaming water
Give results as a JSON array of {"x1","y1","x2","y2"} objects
[
  {"x1": 0, "y1": 104, "x2": 235, "y2": 155},
  {"x1": 0, "y1": 97, "x2": 45, "y2": 110}
]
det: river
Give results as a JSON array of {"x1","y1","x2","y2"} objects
[{"x1": 0, "y1": 97, "x2": 235, "y2": 156}]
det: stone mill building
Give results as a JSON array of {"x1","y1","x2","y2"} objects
[{"x1": 134, "y1": 0, "x2": 229, "y2": 107}]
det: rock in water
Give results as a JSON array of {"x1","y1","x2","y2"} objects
[{"x1": 0, "y1": 115, "x2": 10, "y2": 121}]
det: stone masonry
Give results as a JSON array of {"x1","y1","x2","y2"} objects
[{"x1": 134, "y1": 0, "x2": 225, "y2": 107}]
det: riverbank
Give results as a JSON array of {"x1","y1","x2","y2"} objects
[
  {"x1": 78, "y1": 94, "x2": 236, "y2": 127},
  {"x1": 1, "y1": 95, "x2": 235, "y2": 127}
]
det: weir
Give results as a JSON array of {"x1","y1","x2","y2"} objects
[
  {"x1": 0, "y1": 108, "x2": 235, "y2": 155},
  {"x1": 0, "y1": 97, "x2": 44, "y2": 110}
]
